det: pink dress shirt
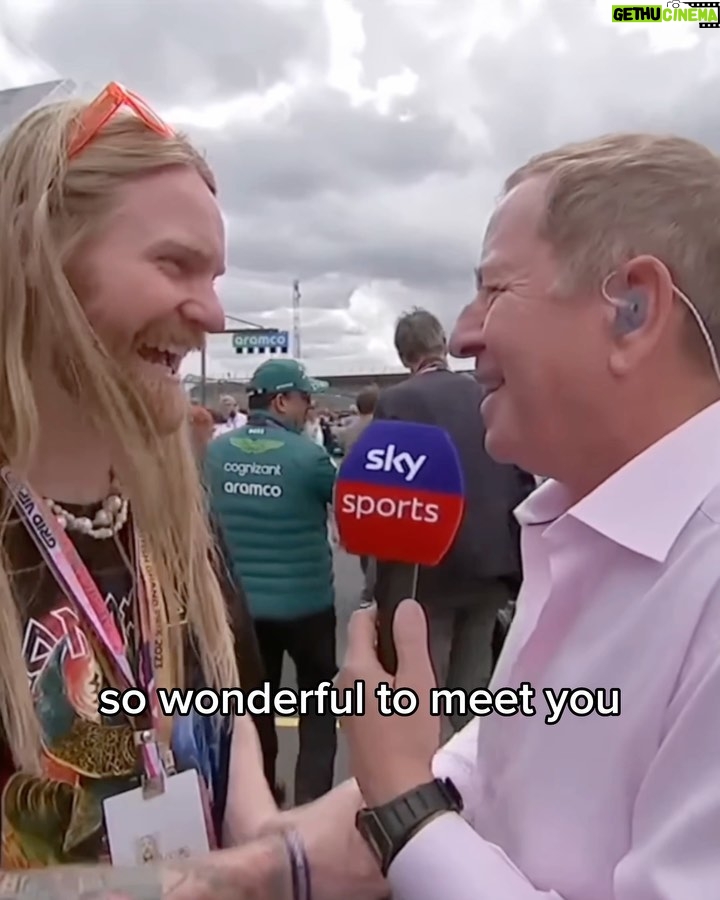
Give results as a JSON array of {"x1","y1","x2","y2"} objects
[{"x1": 389, "y1": 401, "x2": 720, "y2": 898}]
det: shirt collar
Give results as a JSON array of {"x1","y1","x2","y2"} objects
[{"x1": 516, "y1": 400, "x2": 720, "y2": 562}]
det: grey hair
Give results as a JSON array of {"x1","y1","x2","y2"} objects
[
  {"x1": 503, "y1": 133, "x2": 720, "y2": 345},
  {"x1": 394, "y1": 307, "x2": 447, "y2": 366}
]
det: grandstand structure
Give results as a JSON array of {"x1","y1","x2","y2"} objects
[{"x1": 185, "y1": 360, "x2": 475, "y2": 411}]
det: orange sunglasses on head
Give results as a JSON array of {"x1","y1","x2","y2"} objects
[{"x1": 67, "y1": 81, "x2": 175, "y2": 159}]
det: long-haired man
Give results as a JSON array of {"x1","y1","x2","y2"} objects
[{"x1": 0, "y1": 83, "x2": 385, "y2": 899}]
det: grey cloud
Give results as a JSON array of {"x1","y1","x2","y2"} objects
[
  {"x1": 218, "y1": 270, "x2": 364, "y2": 317},
  {"x1": 223, "y1": 200, "x2": 475, "y2": 291},
  {"x1": 202, "y1": 86, "x2": 475, "y2": 207},
  {"x1": 349, "y1": 0, "x2": 477, "y2": 89},
  {"x1": 17, "y1": 0, "x2": 328, "y2": 104},
  {"x1": 213, "y1": 273, "x2": 360, "y2": 328},
  {"x1": 469, "y1": 0, "x2": 720, "y2": 169},
  {"x1": 5, "y1": 0, "x2": 720, "y2": 374},
  {"x1": 210, "y1": 147, "x2": 492, "y2": 297},
  {"x1": 207, "y1": 0, "x2": 720, "y2": 367}
]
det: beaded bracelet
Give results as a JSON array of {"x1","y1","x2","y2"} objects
[{"x1": 283, "y1": 829, "x2": 311, "y2": 900}]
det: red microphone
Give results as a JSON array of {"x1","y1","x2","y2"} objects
[{"x1": 334, "y1": 420, "x2": 466, "y2": 671}]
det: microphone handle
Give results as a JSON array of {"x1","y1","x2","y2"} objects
[{"x1": 375, "y1": 563, "x2": 419, "y2": 675}]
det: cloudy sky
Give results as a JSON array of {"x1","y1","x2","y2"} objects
[{"x1": 0, "y1": 0, "x2": 717, "y2": 380}]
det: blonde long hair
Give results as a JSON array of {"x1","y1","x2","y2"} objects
[{"x1": 0, "y1": 99, "x2": 239, "y2": 772}]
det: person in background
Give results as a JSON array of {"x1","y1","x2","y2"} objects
[
  {"x1": 303, "y1": 403, "x2": 325, "y2": 447},
  {"x1": 186, "y1": 403, "x2": 279, "y2": 784},
  {"x1": 205, "y1": 358, "x2": 339, "y2": 807},
  {"x1": 209, "y1": 406, "x2": 226, "y2": 427},
  {"x1": 319, "y1": 411, "x2": 343, "y2": 457},
  {"x1": 336, "y1": 386, "x2": 379, "y2": 581},
  {"x1": 188, "y1": 402, "x2": 215, "y2": 461},
  {"x1": 214, "y1": 393, "x2": 247, "y2": 435},
  {"x1": 365, "y1": 308, "x2": 532, "y2": 736},
  {"x1": 337, "y1": 386, "x2": 378, "y2": 456}
]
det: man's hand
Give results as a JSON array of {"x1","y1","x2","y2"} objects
[
  {"x1": 0, "y1": 834, "x2": 296, "y2": 899},
  {"x1": 260, "y1": 782, "x2": 388, "y2": 900},
  {"x1": 337, "y1": 599, "x2": 440, "y2": 807}
]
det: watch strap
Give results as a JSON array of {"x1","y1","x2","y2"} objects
[{"x1": 356, "y1": 778, "x2": 462, "y2": 875}]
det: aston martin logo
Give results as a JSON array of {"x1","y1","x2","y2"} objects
[{"x1": 230, "y1": 437, "x2": 285, "y2": 454}]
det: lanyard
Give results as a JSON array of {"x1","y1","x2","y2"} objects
[
  {"x1": 1, "y1": 467, "x2": 173, "y2": 789},
  {"x1": 134, "y1": 531, "x2": 175, "y2": 778}
]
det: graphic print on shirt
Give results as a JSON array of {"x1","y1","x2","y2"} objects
[
  {"x1": 1, "y1": 581, "x2": 228, "y2": 869},
  {"x1": 2, "y1": 595, "x2": 138, "y2": 868}
]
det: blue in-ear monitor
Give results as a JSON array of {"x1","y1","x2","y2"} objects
[{"x1": 614, "y1": 288, "x2": 647, "y2": 334}]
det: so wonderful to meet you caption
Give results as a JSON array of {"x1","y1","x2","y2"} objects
[{"x1": 99, "y1": 681, "x2": 621, "y2": 726}]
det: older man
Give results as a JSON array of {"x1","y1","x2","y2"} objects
[
  {"x1": 364, "y1": 308, "x2": 531, "y2": 734},
  {"x1": 335, "y1": 133, "x2": 720, "y2": 899}
]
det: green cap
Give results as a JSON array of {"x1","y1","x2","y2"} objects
[{"x1": 247, "y1": 358, "x2": 329, "y2": 396}]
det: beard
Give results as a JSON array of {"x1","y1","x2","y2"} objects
[
  {"x1": 51, "y1": 321, "x2": 200, "y2": 439},
  {"x1": 125, "y1": 356, "x2": 188, "y2": 436},
  {"x1": 127, "y1": 320, "x2": 203, "y2": 435}
]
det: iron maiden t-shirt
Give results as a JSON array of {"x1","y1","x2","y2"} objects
[{"x1": 0, "y1": 507, "x2": 231, "y2": 868}]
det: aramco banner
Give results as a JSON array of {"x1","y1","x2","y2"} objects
[{"x1": 232, "y1": 329, "x2": 290, "y2": 355}]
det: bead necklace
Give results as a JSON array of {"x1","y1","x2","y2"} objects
[{"x1": 45, "y1": 478, "x2": 129, "y2": 540}]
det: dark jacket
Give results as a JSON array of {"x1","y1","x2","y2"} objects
[
  {"x1": 373, "y1": 368, "x2": 533, "y2": 606},
  {"x1": 205, "y1": 412, "x2": 336, "y2": 621}
]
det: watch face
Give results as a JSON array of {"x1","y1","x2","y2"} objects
[
  {"x1": 356, "y1": 811, "x2": 391, "y2": 864},
  {"x1": 363, "y1": 827, "x2": 385, "y2": 860}
]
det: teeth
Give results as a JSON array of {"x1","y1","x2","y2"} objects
[
  {"x1": 141, "y1": 347, "x2": 184, "y2": 360},
  {"x1": 138, "y1": 345, "x2": 182, "y2": 374},
  {"x1": 147, "y1": 344, "x2": 186, "y2": 356},
  {"x1": 155, "y1": 343, "x2": 186, "y2": 355}
]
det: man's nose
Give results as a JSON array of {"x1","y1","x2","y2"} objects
[
  {"x1": 182, "y1": 288, "x2": 226, "y2": 335},
  {"x1": 449, "y1": 299, "x2": 486, "y2": 359}
]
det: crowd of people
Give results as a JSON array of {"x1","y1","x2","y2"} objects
[
  {"x1": 191, "y1": 313, "x2": 532, "y2": 809},
  {"x1": 0, "y1": 78, "x2": 716, "y2": 900},
  {"x1": 190, "y1": 392, "x2": 355, "y2": 460}
]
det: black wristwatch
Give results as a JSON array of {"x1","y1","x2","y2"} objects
[{"x1": 355, "y1": 778, "x2": 463, "y2": 875}]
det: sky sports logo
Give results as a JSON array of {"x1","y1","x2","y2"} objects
[
  {"x1": 612, "y1": 3, "x2": 720, "y2": 26},
  {"x1": 364, "y1": 444, "x2": 427, "y2": 482},
  {"x1": 334, "y1": 421, "x2": 465, "y2": 566},
  {"x1": 341, "y1": 444, "x2": 436, "y2": 520},
  {"x1": 339, "y1": 493, "x2": 439, "y2": 523}
]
